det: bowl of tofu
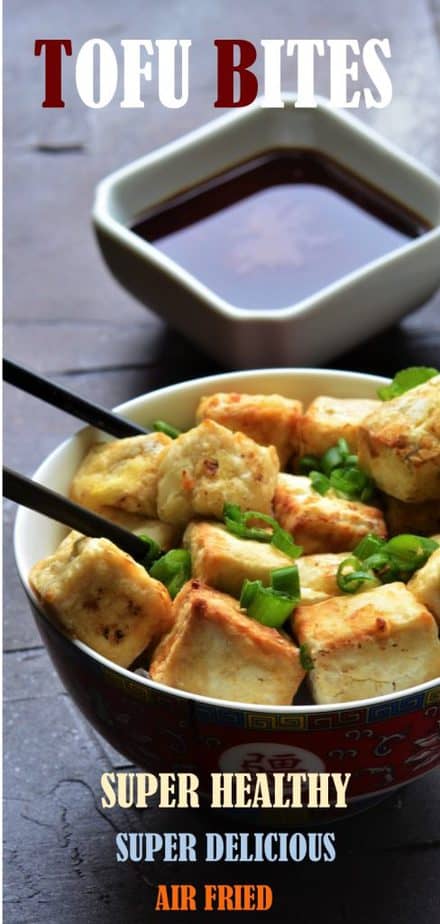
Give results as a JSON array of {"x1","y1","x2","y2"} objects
[{"x1": 14, "y1": 368, "x2": 440, "y2": 818}]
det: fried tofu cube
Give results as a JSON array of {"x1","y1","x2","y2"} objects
[
  {"x1": 296, "y1": 553, "x2": 349, "y2": 604},
  {"x1": 157, "y1": 420, "x2": 279, "y2": 526},
  {"x1": 96, "y1": 507, "x2": 181, "y2": 550},
  {"x1": 30, "y1": 532, "x2": 173, "y2": 668},
  {"x1": 300, "y1": 396, "x2": 380, "y2": 457},
  {"x1": 196, "y1": 392, "x2": 303, "y2": 467},
  {"x1": 383, "y1": 496, "x2": 440, "y2": 537},
  {"x1": 408, "y1": 549, "x2": 440, "y2": 626},
  {"x1": 274, "y1": 474, "x2": 387, "y2": 553},
  {"x1": 70, "y1": 432, "x2": 172, "y2": 517},
  {"x1": 150, "y1": 581, "x2": 305, "y2": 705},
  {"x1": 294, "y1": 582, "x2": 440, "y2": 704},
  {"x1": 183, "y1": 520, "x2": 294, "y2": 597},
  {"x1": 358, "y1": 375, "x2": 440, "y2": 502}
]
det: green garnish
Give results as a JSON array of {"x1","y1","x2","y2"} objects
[
  {"x1": 301, "y1": 440, "x2": 375, "y2": 503},
  {"x1": 223, "y1": 503, "x2": 302, "y2": 560},
  {"x1": 239, "y1": 565, "x2": 301, "y2": 629},
  {"x1": 377, "y1": 366, "x2": 438, "y2": 401},
  {"x1": 336, "y1": 556, "x2": 380, "y2": 594},
  {"x1": 153, "y1": 419, "x2": 181, "y2": 439},
  {"x1": 309, "y1": 471, "x2": 331, "y2": 495},
  {"x1": 150, "y1": 548, "x2": 191, "y2": 598},
  {"x1": 299, "y1": 643, "x2": 314, "y2": 672},
  {"x1": 299, "y1": 454, "x2": 321, "y2": 475},
  {"x1": 337, "y1": 533, "x2": 439, "y2": 593},
  {"x1": 138, "y1": 533, "x2": 162, "y2": 568}
]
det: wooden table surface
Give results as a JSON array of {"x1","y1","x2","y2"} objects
[{"x1": 4, "y1": 2, "x2": 440, "y2": 921}]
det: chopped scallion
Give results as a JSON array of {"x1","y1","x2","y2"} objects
[
  {"x1": 377, "y1": 366, "x2": 439, "y2": 401},
  {"x1": 153, "y1": 419, "x2": 181, "y2": 439},
  {"x1": 150, "y1": 548, "x2": 191, "y2": 598}
]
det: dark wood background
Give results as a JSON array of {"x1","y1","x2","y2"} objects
[{"x1": 4, "y1": 2, "x2": 440, "y2": 921}]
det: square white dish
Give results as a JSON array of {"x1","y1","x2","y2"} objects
[{"x1": 92, "y1": 95, "x2": 440, "y2": 368}]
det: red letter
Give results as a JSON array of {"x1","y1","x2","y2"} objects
[
  {"x1": 34, "y1": 39, "x2": 72, "y2": 108},
  {"x1": 214, "y1": 39, "x2": 258, "y2": 107}
]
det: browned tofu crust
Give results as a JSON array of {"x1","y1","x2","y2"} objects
[
  {"x1": 300, "y1": 396, "x2": 380, "y2": 457},
  {"x1": 358, "y1": 375, "x2": 440, "y2": 502},
  {"x1": 294, "y1": 582, "x2": 440, "y2": 703},
  {"x1": 197, "y1": 392, "x2": 303, "y2": 466},
  {"x1": 30, "y1": 532, "x2": 173, "y2": 668},
  {"x1": 70, "y1": 432, "x2": 172, "y2": 516},
  {"x1": 157, "y1": 419, "x2": 279, "y2": 526},
  {"x1": 274, "y1": 474, "x2": 387, "y2": 553},
  {"x1": 150, "y1": 580, "x2": 305, "y2": 705}
]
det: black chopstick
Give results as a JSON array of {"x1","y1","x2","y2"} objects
[
  {"x1": 4, "y1": 467, "x2": 149, "y2": 562},
  {"x1": 3, "y1": 358, "x2": 149, "y2": 439}
]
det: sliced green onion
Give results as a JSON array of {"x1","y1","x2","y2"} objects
[
  {"x1": 384, "y1": 534, "x2": 438, "y2": 572},
  {"x1": 150, "y1": 548, "x2": 191, "y2": 598},
  {"x1": 138, "y1": 533, "x2": 162, "y2": 568},
  {"x1": 271, "y1": 527, "x2": 303, "y2": 560},
  {"x1": 336, "y1": 438, "x2": 351, "y2": 457},
  {"x1": 309, "y1": 470, "x2": 331, "y2": 495},
  {"x1": 223, "y1": 504, "x2": 302, "y2": 560},
  {"x1": 377, "y1": 366, "x2": 439, "y2": 401},
  {"x1": 245, "y1": 584, "x2": 296, "y2": 628},
  {"x1": 353, "y1": 534, "x2": 387, "y2": 561},
  {"x1": 153, "y1": 419, "x2": 181, "y2": 439},
  {"x1": 299, "y1": 454, "x2": 321, "y2": 474},
  {"x1": 240, "y1": 579, "x2": 261, "y2": 610},
  {"x1": 329, "y1": 466, "x2": 374, "y2": 500},
  {"x1": 271, "y1": 565, "x2": 300, "y2": 598},
  {"x1": 299, "y1": 643, "x2": 314, "y2": 672},
  {"x1": 321, "y1": 445, "x2": 345, "y2": 476},
  {"x1": 336, "y1": 557, "x2": 380, "y2": 594}
]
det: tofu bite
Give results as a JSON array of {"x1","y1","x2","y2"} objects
[
  {"x1": 150, "y1": 581, "x2": 305, "y2": 705},
  {"x1": 183, "y1": 520, "x2": 294, "y2": 597},
  {"x1": 300, "y1": 396, "x2": 380, "y2": 457},
  {"x1": 96, "y1": 506, "x2": 181, "y2": 550},
  {"x1": 382, "y1": 496, "x2": 440, "y2": 537},
  {"x1": 358, "y1": 375, "x2": 440, "y2": 502},
  {"x1": 294, "y1": 582, "x2": 440, "y2": 704},
  {"x1": 70, "y1": 432, "x2": 172, "y2": 517},
  {"x1": 157, "y1": 419, "x2": 279, "y2": 526},
  {"x1": 408, "y1": 550, "x2": 440, "y2": 626},
  {"x1": 296, "y1": 553, "x2": 349, "y2": 604},
  {"x1": 274, "y1": 474, "x2": 387, "y2": 553},
  {"x1": 30, "y1": 532, "x2": 173, "y2": 668},
  {"x1": 196, "y1": 392, "x2": 303, "y2": 467}
]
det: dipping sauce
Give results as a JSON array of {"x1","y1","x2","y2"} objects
[{"x1": 132, "y1": 150, "x2": 430, "y2": 311}]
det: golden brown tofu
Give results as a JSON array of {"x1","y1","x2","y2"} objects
[
  {"x1": 196, "y1": 392, "x2": 303, "y2": 467},
  {"x1": 30, "y1": 532, "x2": 173, "y2": 668},
  {"x1": 96, "y1": 506, "x2": 181, "y2": 550},
  {"x1": 408, "y1": 549, "x2": 440, "y2": 626},
  {"x1": 296, "y1": 553, "x2": 349, "y2": 604},
  {"x1": 300, "y1": 396, "x2": 380, "y2": 457},
  {"x1": 358, "y1": 376, "x2": 440, "y2": 502},
  {"x1": 157, "y1": 419, "x2": 279, "y2": 526},
  {"x1": 274, "y1": 474, "x2": 387, "y2": 553},
  {"x1": 70, "y1": 432, "x2": 172, "y2": 517},
  {"x1": 150, "y1": 581, "x2": 305, "y2": 705},
  {"x1": 183, "y1": 520, "x2": 294, "y2": 597},
  {"x1": 294, "y1": 582, "x2": 440, "y2": 704}
]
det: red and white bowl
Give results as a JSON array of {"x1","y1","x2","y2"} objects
[{"x1": 14, "y1": 369, "x2": 440, "y2": 821}]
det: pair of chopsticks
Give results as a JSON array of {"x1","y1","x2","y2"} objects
[{"x1": 4, "y1": 359, "x2": 155, "y2": 562}]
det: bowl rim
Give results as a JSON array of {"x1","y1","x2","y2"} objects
[
  {"x1": 92, "y1": 93, "x2": 440, "y2": 323},
  {"x1": 14, "y1": 366, "x2": 440, "y2": 716}
]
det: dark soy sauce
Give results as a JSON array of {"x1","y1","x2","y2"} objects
[{"x1": 132, "y1": 150, "x2": 430, "y2": 311}]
